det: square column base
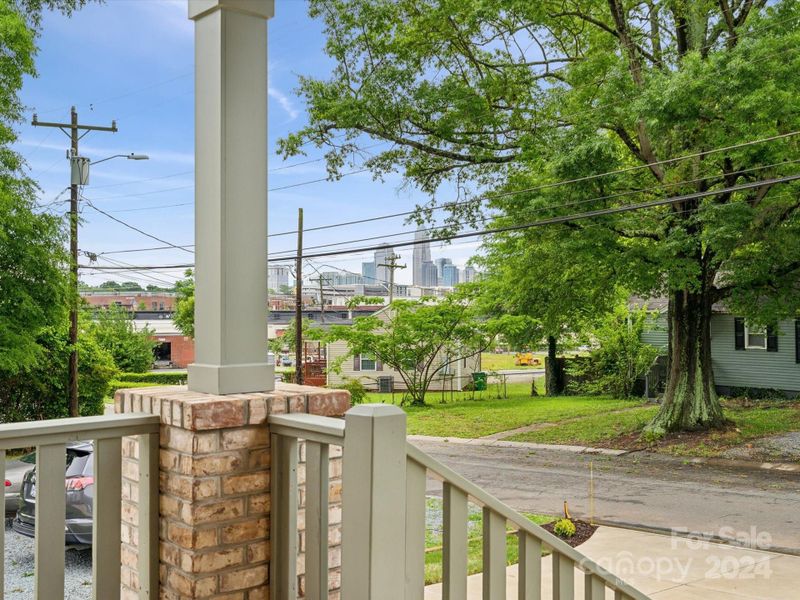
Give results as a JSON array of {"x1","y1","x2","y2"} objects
[{"x1": 188, "y1": 362, "x2": 275, "y2": 395}]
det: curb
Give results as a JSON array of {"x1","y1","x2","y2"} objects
[
  {"x1": 407, "y1": 435, "x2": 627, "y2": 456},
  {"x1": 595, "y1": 519, "x2": 800, "y2": 557},
  {"x1": 407, "y1": 435, "x2": 800, "y2": 471}
]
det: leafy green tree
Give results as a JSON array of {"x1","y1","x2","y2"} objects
[
  {"x1": 282, "y1": 0, "x2": 800, "y2": 433},
  {"x1": 174, "y1": 270, "x2": 195, "y2": 339},
  {"x1": 570, "y1": 304, "x2": 660, "y2": 399},
  {"x1": 85, "y1": 304, "x2": 155, "y2": 373},
  {"x1": 268, "y1": 317, "x2": 316, "y2": 357},
  {"x1": 325, "y1": 295, "x2": 521, "y2": 406},
  {"x1": 0, "y1": 325, "x2": 117, "y2": 422}
]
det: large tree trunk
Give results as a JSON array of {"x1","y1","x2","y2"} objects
[
  {"x1": 544, "y1": 335, "x2": 564, "y2": 396},
  {"x1": 646, "y1": 290, "x2": 726, "y2": 434}
]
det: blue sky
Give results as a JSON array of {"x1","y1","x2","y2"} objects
[{"x1": 14, "y1": 0, "x2": 480, "y2": 288}]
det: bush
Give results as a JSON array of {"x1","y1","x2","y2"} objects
[
  {"x1": 553, "y1": 518, "x2": 576, "y2": 539},
  {"x1": 280, "y1": 369, "x2": 296, "y2": 384},
  {"x1": 107, "y1": 380, "x2": 165, "y2": 398},
  {"x1": 85, "y1": 304, "x2": 155, "y2": 373},
  {"x1": 337, "y1": 378, "x2": 367, "y2": 405},
  {"x1": 116, "y1": 371, "x2": 187, "y2": 385},
  {"x1": 0, "y1": 326, "x2": 117, "y2": 422},
  {"x1": 568, "y1": 305, "x2": 659, "y2": 398}
]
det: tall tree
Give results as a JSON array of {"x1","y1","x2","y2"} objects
[
  {"x1": 0, "y1": 0, "x2": 98, "y2": 399},
  {"x1": 282, "y1": 0, "x2": 800, "y2": 433}
]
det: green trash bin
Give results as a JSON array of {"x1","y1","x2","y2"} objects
[{"x1": 472, "y1": 371, "x2": 487, "y2": 391}]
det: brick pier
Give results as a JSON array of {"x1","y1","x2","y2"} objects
[{"x1": 115, "y1": 382, "x2": 350, "y2": 599}]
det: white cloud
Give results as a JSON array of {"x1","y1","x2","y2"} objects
[{"x1": 268, "y1": 86, "x2": 299, "y2": 120}]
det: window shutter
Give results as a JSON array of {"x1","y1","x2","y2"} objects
[
  {"x1": 353, "y1": 355, "x2": 361, "y2": 371},
  {"x1": 376, "y1": 358, "x2": 383, "y2": 372},
  {"x1": 767, "y1": 325, "x2": 779, "y2": 353},
  {"x1": 734, "y1": 318, "x2": 745, "y2": 350},
  {"x1": 795, "y1": 320, "x2": 800, "y2": 363}
]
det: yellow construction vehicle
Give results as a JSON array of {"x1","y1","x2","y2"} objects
[{"x1": 514, "y1": 352, "x2": 541, "y2": 366}]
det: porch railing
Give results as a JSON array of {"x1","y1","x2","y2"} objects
[
  {"x1": 268, "y1": 405, "x2": 651, "y2": 600},
  {"x1": 0, "y1": 413, "x2": 160, "y2": 600}
]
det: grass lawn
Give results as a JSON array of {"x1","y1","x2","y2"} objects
[
  {"x1": 423, "y1": 496, "x2": 553, "y2": 585},
  {"x1": 509, "y1": 400, "x2": 800, "y2": 457},
  {"x1": 363, "y1": 383, "x2": 647, "y2": 438},
  {"x1": 480, "y1": 352, "x2": 543, "y2": 371}
]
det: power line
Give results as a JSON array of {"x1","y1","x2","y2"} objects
[
  {"x1": 79, "y1": 173, "x2": 800, "y2": 269},
  {"x1": 81, "y1": 195, "x2": 194, "y2": 254}
]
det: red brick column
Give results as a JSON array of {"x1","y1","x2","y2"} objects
[{"x1": 115, "y1": 382, "x2": 350, "y2": 600}]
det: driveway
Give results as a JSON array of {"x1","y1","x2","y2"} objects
[
  {"x1": 3, "y1": 523, "x2": 92, "y2": 598},
  {"x1": 413, "y1": 438, "x2": 800, "y2": 552}
]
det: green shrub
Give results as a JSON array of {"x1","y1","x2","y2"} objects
[
  {"x1": 117, "y1": 372, "x2": 187, "y2": 385},
  {"x1": 553, "y1": 518, "x2": 576, "y2": 539},
  {"x1": 338, "y1": 378, "x2": 367, "y2": 405},
  {"x1": 0, "y1": 326, "x2": 117, "y2": 422},
  {"x1": 280, "y1": 369, "x2": 296, "y2": 384},
  {"x1": 568, "y1": 304, "x2": 659, "y2": 399},
  {"x1": 107, "y1": 380, "x2": 165, "y2": 398},
  {"x1": 85, "y1": 304, "x2": 155, "y2": 373}
]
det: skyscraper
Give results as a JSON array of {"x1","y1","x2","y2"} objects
[
  {"x1": 441, "y1": 263, "x2": 460, "y2": 287},
  {"x1": 463, "y1": 266, "x2": 477, "y2": 282},
  {"x1": 421, "y1": 261, "x2": 438, "y2": 287},
  {"x1": 374, "y1": 245, "x2": 394, "y2": 286},
  {"x1": 435, "y1": 257, "x2": 452, "y2": 279},
  {"x1": 412, "y1": 229, "x2": 432, "y2": 286},
  {"x1": 361, "y1": 261, "x2": 376, "y2": 284}
]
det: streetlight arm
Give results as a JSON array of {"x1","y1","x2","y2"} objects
[{"x1": 91, "y1": 153, "x2": 149, "y2": 165}]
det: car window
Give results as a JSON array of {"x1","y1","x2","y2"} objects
[{"x1": 65, "y1": 451, "x2": 93, "y2": 477}]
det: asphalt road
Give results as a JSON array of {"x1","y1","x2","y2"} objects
[{"x1": 415, "y1": 439, "x2": 800, "y2": 552}]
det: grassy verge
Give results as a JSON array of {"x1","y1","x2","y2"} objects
[
  {"x1": 509, "y1": 405, "x2": 659, "y2": 445},
  {"x1": 370, "y1": 384, "x2": 647, "y2": 438},
  {"x1": 423, "y1": 497, "x2": 553, "y2": 585},
  {"x1": 509, "y1": 400, "x2": 800, "y2": 457}
]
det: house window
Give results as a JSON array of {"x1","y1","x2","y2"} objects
[
  {"x1": 360, "y1": 353, "x2": 377, "y2": 370},
  {"x1": 745, "y1": 326, "x2": 767, "y2": 350}
]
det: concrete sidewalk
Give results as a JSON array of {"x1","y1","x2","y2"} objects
[{"x1": 424, "y1": 526, "x2": 797, "y2": 599}]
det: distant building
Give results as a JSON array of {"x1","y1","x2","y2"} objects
[
  {"x1": 420, "y1": 261, "x2": 438, "y2": 287},
  {"x1": 435, "y1": 257, "x2": 452, "y2": 280},
  {"x1": 374, "y1": 245, "x2": 394, "y2": 286},
  {"x1": 441, "y1": 263, "x2": 460, "y2": 287},
  {"x1": 80, "y1": 290, "x2": 176, "y2": 312},
  {"x1": 361, "y1": 261, "x2": 376, "y2": 284},
  {"x1": 412, "y1": 229, "x2": 432, "y2": 286},
  {"x1": 463, "y1": 266, "x2": 477, "y2": 283},
  {"x1": 268, "y1": 265, "x2": 292, "y2": 291}
]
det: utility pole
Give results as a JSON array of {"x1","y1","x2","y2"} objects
[
  {"x1": 32, "y1": 107, "x2": 117, "y2": 417},
  {"x1": 294, "y1": 208, "x2": 304, "y2": 384},
  {"x1": 377, "y1": 253, "x2": 406, "y2": 303},
  {"x1": 309, "y1": 275, "x2": 332, "y2": 322}
]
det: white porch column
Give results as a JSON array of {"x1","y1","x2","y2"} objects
[{"x1": 187, "y1": 0, "x2": 275, "y2": 394}]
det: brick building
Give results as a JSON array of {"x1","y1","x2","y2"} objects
[{"x1": 80, "y1": 290, "x2": 177, "y2": 312}]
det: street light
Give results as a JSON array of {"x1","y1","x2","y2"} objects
[{"x1": 70, "y1": 152, "x2": 150, "y2": 185}]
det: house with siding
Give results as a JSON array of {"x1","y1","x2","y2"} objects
[
  {"x1": 326, "y1": 307, "x2": 482, "y2": 393},
  {"x1": 640, "y1": 299, "x2": 800, "y2": 397}
]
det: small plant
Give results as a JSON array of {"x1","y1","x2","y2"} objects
[
  {"x1": 338, "y1": 377, "x2": 368, "y2": 405},
  {"x1": 553, "y1": 518, "x2": 576, "y2": 539}
]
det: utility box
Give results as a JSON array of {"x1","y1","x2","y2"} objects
[
  {"x1": 472, "y1": 371, "x2": 487, "y2": 391},
  {"x1": 378, "y1": 376, "x2": 394, "y2": 393},
  {"x1": 70, "y1": 156, "x2": 90, "y2": 186}
]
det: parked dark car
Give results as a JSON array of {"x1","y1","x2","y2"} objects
[
  {"x1": 12, "y1": 442, "x2": 94, "y2": 545},
  {"x1": 4, "y1": 451, "x2": 37, "y2": 516}
]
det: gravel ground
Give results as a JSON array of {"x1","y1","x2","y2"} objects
[
  {"x1": 723, "y1": 431, "x2": 800, "y2": 461},
  {"x1": 3, "y1": 521, "x2": 92, "y2": 598}
]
